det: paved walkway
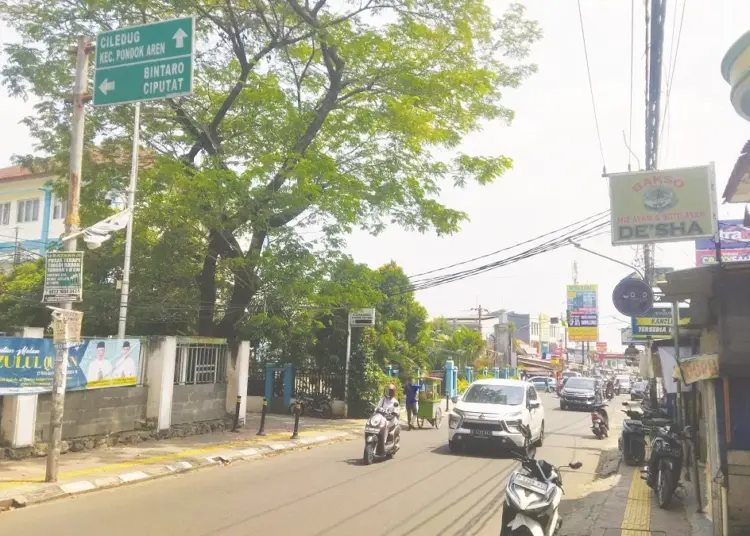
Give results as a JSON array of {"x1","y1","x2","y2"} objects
[{"x1": 0, "y1": 412, "x2": 363, "y2": 507}]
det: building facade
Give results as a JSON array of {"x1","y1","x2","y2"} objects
[{"x1": 0, "y1": 166, "x2": 64, "y2": 269}]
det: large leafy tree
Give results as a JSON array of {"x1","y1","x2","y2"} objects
[{"x1": 0, "y1": 0, "x2": 541, "y2": 339}]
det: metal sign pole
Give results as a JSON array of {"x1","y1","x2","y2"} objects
[
  {"x1": 344, "y1": 319, "x2": 352, "y2": 418},
  {"x1": 117, "y1": 102, "x2": 141, "y2": 339}
]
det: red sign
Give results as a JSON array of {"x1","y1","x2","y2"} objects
[{"x1": 596, "y1": 342, "x2": 607, "y2": 352}]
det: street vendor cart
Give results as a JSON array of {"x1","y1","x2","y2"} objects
[{"x1": 416, "y1": 376, "x2": 443, "y2": 429}]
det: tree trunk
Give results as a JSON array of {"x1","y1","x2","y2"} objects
[
  {"x1": 196, "y1": 231, "x2": 221, "y2": 336},
  {"x1": 213, "y1": 230, "x2": 267, "y2": 339}
]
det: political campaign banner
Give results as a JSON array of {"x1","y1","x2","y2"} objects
[{"x1": 0, "y1": 337, "x2": 141, "y2": 395}]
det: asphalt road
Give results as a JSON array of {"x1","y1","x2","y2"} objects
[{"x1": 0, "y1": 393, "x2": 618, "y2": 536}]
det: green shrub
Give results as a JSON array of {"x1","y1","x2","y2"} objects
[{"x1": 457, "y1": 377, "x2": 470, "y2": 393}]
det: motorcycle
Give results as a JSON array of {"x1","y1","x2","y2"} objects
[
  {"x1": 605, "y1": 385, "x2": 614, "y2": 400},
  {"x1": 619, "y1": 406, "x2": 648, "y2": 466},
  {"x1": 291, "y1": 391, "x2": 333, "y2": 419},
  {"x1": 500, "y1": 424, "x2": 583, "y2": 536},
  {"x1": 363, "y1": 402, "x2": 401, "y2": 465},
  {"x1": 590, "y1": 406, "x2": 609, "y2": 439},
  {"x1": 641, "y1": 423, "x2": 687, "y2": 508}
]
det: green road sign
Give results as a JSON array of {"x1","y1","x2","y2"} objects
[{"x1": 93, "y1": 17, "x2": 194, "y2": 106}]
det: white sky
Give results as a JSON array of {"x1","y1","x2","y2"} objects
[{"x1": 2, "y1": 2, "x2": 749, "y2": 351}]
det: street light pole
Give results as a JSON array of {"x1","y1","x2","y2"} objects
[{"x1": 568, "y1": 240, "x2": 645, "y2": 279}]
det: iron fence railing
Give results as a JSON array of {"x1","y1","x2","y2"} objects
[
  {"x1": 174, "y1": 337, "x2": 228, "y2": 385},
  {"x1": 247, "y1": 368, "x2": 265, "y2": 396},
  {"x1": 294, "y1": 370, "x2": 345, "y2": 399}
]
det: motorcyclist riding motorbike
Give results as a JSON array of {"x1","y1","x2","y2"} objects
[
  {"x1": 605, "y1": 378, "x2": 614, "y2": 399},
  {"x1": 377, "y1": 384, "x2": 399, "y2": 433}
]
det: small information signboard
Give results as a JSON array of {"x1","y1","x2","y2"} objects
[{"x1": 43, "y1": 252, "x2": 84, "y2": 303}]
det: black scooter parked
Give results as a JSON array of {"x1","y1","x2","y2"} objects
[
  {"x1": 642, "y1": 423, "x2": 688, "y2": 508},
  {"x1": 619, "y1": 402, "x2": 671, "y2": 466}
]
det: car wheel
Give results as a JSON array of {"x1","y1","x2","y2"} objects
[
  {"x1": 535, "y1": 421, "x2": 544, "y2": 447},
  {"x1": 560, "y1": 401, "x2": 567, "y2": 411}
]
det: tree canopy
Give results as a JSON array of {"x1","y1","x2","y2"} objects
[{"x1": 0, "y1": 0, "x2": 541, "y2": 339}]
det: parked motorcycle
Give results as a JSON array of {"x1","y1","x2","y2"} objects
[
  {"x1": 642, "y1": 423, "x2": 688, "y2": 508},
  {"x1": 620, "y1": 407, "x2": 648, "y2": 466},
  {"x1": 291, "y1": 391, "x2": 333, "y2": 419},
  {"x1": 363, "y1": 402, "x2": 401, "y2": 465},
  {"x1": 500, "y1": 424, "x2": 583, "y2": 536},
  {"x1": 590, "y1": 405, "x2": 609, "y2": 439}
]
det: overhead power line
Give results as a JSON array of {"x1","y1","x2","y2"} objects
[
  {"x1": 576, "y1": 0, "x2": 607, "y2": 171},
  {"x1": 406, "y1": 212, "x2": 610, "y2": 293},
  {"x1": 408, "y1": 209, "x2": 611, "y2": 279}
]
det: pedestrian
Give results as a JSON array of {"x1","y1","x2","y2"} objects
[{"x1": 404, "y1": 378, "x2": 420, "y2": 430}]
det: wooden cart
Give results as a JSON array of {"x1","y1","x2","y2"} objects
[{"x1": 415, "y1": 376, "x2": 444, "y2": 429}]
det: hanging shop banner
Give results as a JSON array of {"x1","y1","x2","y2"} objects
[
  {"x1": 0, "y1": 337, "x2": 141, "y2": 395},
  {"x1": 631, "y1": 307, "x2": 690, "y2": 340},
  {"x1": 596, "y1": 342, "x2": 607, "y2": 352},
  {"x1": 695, "y1": 219, "x2": 750, "y2": 267},
  {"x1": 609, "y1": 164, "x2": 718, "y2": 246},
  {"x1": 566, "y1": 284, "x2": 598, "y2": 342}
]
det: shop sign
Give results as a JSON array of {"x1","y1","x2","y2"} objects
[{"x1": 609, "y1": 165, "x2": 718, "y2": 246}]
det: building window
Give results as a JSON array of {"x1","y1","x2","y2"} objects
[
  {"x1": 17, "y1": 198, "x2": 40, "y2": 223},
  {"x1": 53, "y1": 198, "x2": 66, "y2": 220},
  {"x1": 0, "y1": 203, "x2": 10, "y2": 225}
]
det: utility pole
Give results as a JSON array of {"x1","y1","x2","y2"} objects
[
  {"x1": 644, "y1": 0, "x2": 666, "y2": 409},
  {"x1": 46, "y1": 37, "x2": 91, "y2": 483}
]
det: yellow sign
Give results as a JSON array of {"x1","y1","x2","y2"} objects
[{"x1": 566, "y1": 284, "x2": 598, "y2": 342}]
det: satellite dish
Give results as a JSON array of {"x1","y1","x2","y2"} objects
[{"x1": 612, "y1": 278, "x2": 653, "y2": 316}]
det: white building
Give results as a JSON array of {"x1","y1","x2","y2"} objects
[{"x1": 0, "y1": 166, "x2": 65, "y2": 269}]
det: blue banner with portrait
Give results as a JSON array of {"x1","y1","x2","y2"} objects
[{"x1": 0, "y1": 338, "x2": 141, "y2": 395}]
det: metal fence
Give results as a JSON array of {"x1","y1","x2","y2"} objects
[
  {"x1": 294, "y1": 370, "x2": 345, "y2": 399},
  {"x1": 173, "y1": 337, "x2": 228, "y2": 385},
  {"x1": 247, "y1": 368, "x2": 265, "y2": 396}
]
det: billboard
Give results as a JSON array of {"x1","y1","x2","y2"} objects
[
  {"x1": 566, "y1": 284, "x2": 598, "y2": 342},
  {"x1": 695, "y1": 219, "x2": 750, "y2": 266},
  {"x1": 0, "y1": 338, "x2": 141, "y2": 395},
  {"x1": 609, "y1": 165, "x2": 718, "y2": 246},
  {"x1": 631, "y1": 307, "x2": 690, "y2": 340}
]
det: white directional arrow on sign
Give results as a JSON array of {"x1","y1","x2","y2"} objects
[
  {"x1": 172, "y1": 28, "x2": 188, "y2": 48},
  {"x1": 99, "y1": 79, "x2": 115, "y2": 95}
]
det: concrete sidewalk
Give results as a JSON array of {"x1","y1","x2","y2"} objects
[{"x1": 0, "y1": 413, "x2": 364, "y2": 510}]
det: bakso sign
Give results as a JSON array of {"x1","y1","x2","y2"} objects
[{"x1": 608, "y1": 165, "x2": 718, "y2": 246}]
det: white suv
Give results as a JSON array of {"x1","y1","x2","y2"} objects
[{"x1": 448, "y1": 379, "x2": 545, "y2": 454}]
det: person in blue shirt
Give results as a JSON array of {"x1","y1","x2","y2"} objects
[{"x1": 405, "y1": 378, "x2": 421, "y2": 430}]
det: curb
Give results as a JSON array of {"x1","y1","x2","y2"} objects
[{"x1": 1, "y1": 429, "x2": 359, "y2": 512}]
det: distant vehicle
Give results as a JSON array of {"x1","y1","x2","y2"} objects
[
  {"x1": 615, "y1": 375, "x2": 632, "y2": 395},
  {"x1": 560, "y1": 377, "x2": 601, "y2": 410},
  {"x1": 631, "y1": 381, "x2": 648, "y2": 400},
  {"x1": 561, "y1": 371, "x2": 580, "y2": 380},
  {"x1": 448, "y1": 379, "x2": 545, "y2": 455},
  {"x1": 529, "y1": 376, "x2": 555, "y2": 393}
]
